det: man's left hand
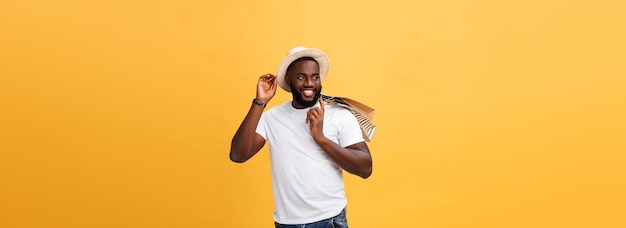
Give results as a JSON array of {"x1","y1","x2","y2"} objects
[{"x1": 306, "y1": 98, "x2": 325, "y2": 141}]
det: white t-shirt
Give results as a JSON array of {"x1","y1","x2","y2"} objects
[{"x1": 256, "y1": 101, "x2": 364, "y2": 224}]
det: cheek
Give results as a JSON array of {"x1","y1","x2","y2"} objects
[{"x1": 289, "y1": 79, "x2": 301, "y2": 87}]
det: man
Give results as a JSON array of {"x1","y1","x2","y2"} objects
[{"x1": 230, "y1": 46, "x2": 373, "y2": 228}]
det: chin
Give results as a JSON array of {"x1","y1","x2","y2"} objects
[
  {"x1": 293, "y1": 91, "x2": 321, "y2": 108},
  {"x1": 290, "y1": 84, "x2": 322, "y2": 108},
  {"x1": 300, "y1": 99, "x2": 318, "y2": 108}
]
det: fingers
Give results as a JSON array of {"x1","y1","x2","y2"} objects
[
  {"x1": 310, "y1": 109, "x2": 320, "y2": 119},
  {"x1": 306, "y1": 100, "x2": 326, "y2": 125},
  {"x1": 258, "y1": 73, "x2": 277, "y2": 91},
  {"x1": 271, "y1": 74, "x2": 277, "y2": 89},
  {"x1": 305, "y1": 110, "x2": 312, "y2": 124},
  {"x1": 306, "y1": 107, "x2": 323, "y2": 122},
  {"x1": 257, "y1": 73, "x2": 277, "y2": 103},
  {"x1": 259, "y1": 73, "x2": 276, "y2": 82},
  {"x1": 305, "y1": 109, "x2": 315, "y2": 124}
]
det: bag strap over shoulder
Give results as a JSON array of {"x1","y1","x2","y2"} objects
[{"x1": 321, "y1": 94, "x2": 376, "y2": 142}]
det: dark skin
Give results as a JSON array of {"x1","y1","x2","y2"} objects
[{"x1": 230, "y1": 59, "x2": 373, "y2": 179}]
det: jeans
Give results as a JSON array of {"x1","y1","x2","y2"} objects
[{"x1": 274, "y1": 208, "x2": 348, "y2": 228}]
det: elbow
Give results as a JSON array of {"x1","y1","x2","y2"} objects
[
  {"x1": 359, "y1": 167, "x2": 373, "y2": 179},
  {"x1": 229, "y1": 148, "x2": 248, "y2": 163},
  {"x1": 230, "y1": 154, "x2": 245, "y2": 163},
  {"x1": 357, "y1": 161, "x2": 373, "y2": 179}
]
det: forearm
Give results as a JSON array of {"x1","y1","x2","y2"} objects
[
  {"x1": 315, "y1": 137, "x2": 373, "y2": 178},
  {"x1": 230, "y1": 103, "x2": 264, "y2": 163}
]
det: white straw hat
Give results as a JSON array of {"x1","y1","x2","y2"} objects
[{"x1": 276, "y1": 46, "x2": 329, "y2": 92}]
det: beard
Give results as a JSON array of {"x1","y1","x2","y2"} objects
[{"x1": 290, "y1": 83, "x2": 322, "y2": 108}]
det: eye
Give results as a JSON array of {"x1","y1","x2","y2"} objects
[
  {"x1": 312, "y1": 75, "x2": 319, "y2": 80},
  {"x1": 297, "y1": 75, "x2": 304, "y2": 80}
]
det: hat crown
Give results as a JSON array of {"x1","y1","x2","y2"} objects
[{"x1": 287, "y1": 46, "x2": 307, "y2": 56}]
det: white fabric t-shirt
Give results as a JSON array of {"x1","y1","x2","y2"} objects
[{"x1": 256, "y1": 101, "x2": 364, "y2": 224}]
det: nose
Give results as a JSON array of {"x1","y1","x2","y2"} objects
[{"x1": 304, "y1": 77, "x2": 314, "y2": 86}]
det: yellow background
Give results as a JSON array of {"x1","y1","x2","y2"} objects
[{"x1": 1, "y1": 0, "x2": 625, "y2": 227}]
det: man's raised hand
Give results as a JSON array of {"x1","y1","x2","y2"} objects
[{"x1": 257, "y1": 73, "x2": 277, "y2": 103}]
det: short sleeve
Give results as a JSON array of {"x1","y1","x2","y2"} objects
[
  {"x1": 338, "y1": 110, "x2": 365, "y2": 147},
  {"x1": 255, "y1": 113, "x2": 267, "y2": 140}
]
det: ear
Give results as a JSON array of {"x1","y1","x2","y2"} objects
[{"x1": 284, "y1": 73, "x2": 290, "y2": 85}]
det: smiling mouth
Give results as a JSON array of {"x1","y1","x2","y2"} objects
[{"x1": 301, "y1": 89, "x2": 315, "y2": 98}]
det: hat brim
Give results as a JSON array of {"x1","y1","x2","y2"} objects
[{"x1": 276, "y1": 48, "x2": 329, "y2": 92}]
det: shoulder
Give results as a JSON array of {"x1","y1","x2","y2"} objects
[
  {"x1": 265, "y1": 101, "x2": 290, "y2": 113},
  {"x1": 325, "y1": 104, "x2": 353, "y2": 117},
  {"x1": 324, "y1": 105, "x2": 359, "y2": 126},
  {"x1": 261, "y1": 101, "x2": 291, "y2": 121}
]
